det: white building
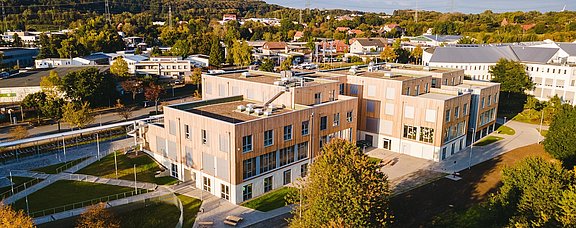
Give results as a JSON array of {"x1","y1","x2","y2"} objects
[
  {"x1": 135, "y1": 58, "x2": 192, "y2": 78},
  {"x1": 349, "y1": 38, "x2": 388, "y2": 54},
  {"x1": 35, "y1": 58, "x2": 84, "y2": 68}
]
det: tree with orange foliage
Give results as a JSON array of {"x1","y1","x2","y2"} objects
[
  {"x1": 0, "y1": 204, "x2": 35, "y2": 228},
  {"x1": 76, "y1": 203, "x2": 119, "y2": 228}
]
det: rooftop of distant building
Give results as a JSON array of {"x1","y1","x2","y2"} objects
[
  {"x1": 208, "y1": 70, "x2": 334, "y2": 87},
  {"x1": 0, "y1": 66, "x2": 109, "y2": 88}
]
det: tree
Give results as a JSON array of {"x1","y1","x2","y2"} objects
[
  {"x1": 110, "y1": 57, "x2": 129, "y2": 77},
  {"x1": 40, "y1": 70, "x2": 61, "y2": 98},
  {"x1": 231, "y1": 39, "x2": 252, "y2": 67},
  {"x1": 209, "y1": 36, "x2": 223, "y2": 67},
  {"x1": 62, "y1": 102, "x2": 94, "y2": 129},
  {"x1": 114, "y1": 99, "x2": 133, "y2": 120},
  {"x1": 490, "y1": 59, "x2": 534, "y2": 94},
  {"x1": 12, "y1": 33, "x2": 23, "y2": 47},
  {"x1": 544, "y1": 105, "x2": 576, "y2": 168},
  {"x1": 59, "y1": 67, "x2": 116, "y2": 107},
  {"x1": 259, "y1": 58, "x2": 275, "y2": 72},
  {"x1": 41, "y1": 97, "x2": 64, "y2": 131},
  {"x1": 287, "y1": 139, "x2": 391, "y2": 227},
  {"x1": 171, "y1": 39, "x2": 190, "y2": 58},
  {"x1": 457, "y1": 36, "x2": 477, "y2": 44},
  {"x1": 0, "y1": 204, "x2": 35, "y2": 228},
  {"x1": 380, "y1": 46, "x2": 397, "y2": 63},
  {"x1": 280, "y1": 56, "x2": 293, "y2": 71},
  {"x1": 76, "y1": 203, "x2": 119, "y2": 228},
  {"x1": 21, "y1": 92, "x2": 47, "y2": 123},
  {"x1": 411, "y1": 45, "x2": 423, "y2": 64},
  {"x1": 120, "y1": 80, "x2": 143, "y2": 101},
  {"x1": 145, "y1": 82, "x2": 164, "y2": 114},
  {"x1": 9, "y1": 126, "x2": 29, "y2": 140},
  {"x1": 150, "y1": 46, "x2": 162, "y2": 57},
  {"x1": 189, "y1": 68, "x2": 202, "y2": 87}
]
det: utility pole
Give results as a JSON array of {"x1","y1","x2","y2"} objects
[{"x1": 104, "y1": 0, "x2": 111, "y2": 24}]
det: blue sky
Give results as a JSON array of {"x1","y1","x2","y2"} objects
[{"x1": 264, "y1": 0, "x2": 572, "y2": 14}]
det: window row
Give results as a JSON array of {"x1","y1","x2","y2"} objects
[
  {"x1": 402, "y1": 125, "x2": 435, "y2": 144},
  {"x1": 445, "y1": 104, "x2": 468, "y2": 122},
  {"x1": 242, "y1": 142, "x2": 309, "y2": 180}
]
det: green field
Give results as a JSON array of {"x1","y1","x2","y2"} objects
[
  {"x1": 242, "y1": 187, "x2": 296, "y2": 212},
  {"x1": 12, "y1": 180, "x2": 139, "y2": 214},
  {"x1": 78, "y1": 152, "x2": 178, "y2": 185},
  {"x1": 496, "y1": 125, "x2": 515, "y2": 135},
  {"x1": 474, "y1": 136, "x2": 504, "y2": 146}
]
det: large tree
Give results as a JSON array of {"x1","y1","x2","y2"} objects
[
  {"x1": 544, "y1": 104, "x2": 576, "y2": 168},
  {"x1": 21, "y1": 92, "x2": 47, "y2": 123},
  {"x1": 110, "y1": 57, "x2": 129, "y2": 77},
  {"x1": 288, "y1": 139, "x2": 391, "y2": 227},
  {"x1": 380, "y1": 46, "x2": 397, "y2": 63},
  {"x1": 490, "y1": 59, "x2": 534, "y2": 94},
  {"x1": 231, "y1": 39, "x2": 252, "y2": 67},
  {"x1": 145, "y1": 82, "x2": 164, "y2": 114},
  {"x1": 59, "y1": 67, "x2": 116, "y2": 107},
  {"x1": 9, "y1": 126, "x2": 29, "y2": 140},
  {"x1": 76, "y1": 203, "x2": 119, "y2": 228},
  {"x1": 39, "y1": 70, "x2": 61, "y2": 98},
  {"x1": 0, "y1": 204, "x2": 35, "y2": 228},
  {"x1": 259, "y1": 58, "x2": 275, "y2": 72},
  {"x1": 209, "y1": 36, "x2": 223, "y2": 67},
  {"x1": 62, "y1": 102, "x2": 94, "y2": 129},
  {"x1": 120, "y1": 80, "x2": 143, "y2": 101}
]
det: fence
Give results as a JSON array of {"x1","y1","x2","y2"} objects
[
  {"x1": 0, "y1": 176, "x2": 44, "y2": 200},
  {"x1": 28, "y1": 188, "x2": 153, "y2": 218}
]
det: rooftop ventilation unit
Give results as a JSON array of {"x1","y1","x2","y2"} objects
[
  {"x1": 255, "y1": 109, "x2": 264, "y2": 115},
  {"x1": 423, "y1": 66, "x2": 431, "y2": 71},
  {"x1": 246, "y1": 103, "x2": 255, "y2": 109},
  {"x1": 384, "y1": 72, "x2": 394, "y2": 77},
  {"x1": 264, "y1": 110, "x2": 273, "y2": 116},
  {"x1": 237, "y1": 105, "x2": 246, "y2": 111},
  {"x1": 241, "y1": 72, "x2": 251, "y2": 78},
  {"x1": 246, "y1": 106, "x2": 254, "y2": 113}
]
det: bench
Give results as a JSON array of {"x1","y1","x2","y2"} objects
[
  {"x1": 224, "y1": 215, "x2": 243, "y2": 226},
  {"x1": 223, "y1": 220, "x2": 238, "y2": 226}
]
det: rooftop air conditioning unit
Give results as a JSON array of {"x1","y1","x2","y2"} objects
[
  {"x1": 246, "y1": 103, "x2": 255, "y2": 109},
  {"x1": 237, "y1": 105, "x2": 246, "y2": 111},
  {"x1": 264, "y1": 110, "x2": 273, "y2": 116},
  {"x1": 423, "y1": 66, "x2": 431, "y2": 71},
  {"x1": 255, "y1": 109, "x2": 264, "y2": 115},
  {"x1": 274, "y1": 81, "x2": 283, "y2": 86},
  {"x1": 384, "y1": 72, "x2": 393, "y2": 77},
  {"x1": 241, "y1": 72, "x2": 251, "y2": 78},
  {"x1": 246, "y1": 107, "x2": 254, "y2": 113}
]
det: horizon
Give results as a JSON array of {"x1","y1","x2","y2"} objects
[{"x1": 264, "y1": 0, "x2": 572, "y2": 14}]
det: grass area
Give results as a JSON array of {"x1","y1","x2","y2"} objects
[
  {"x1": 12, "y1": 180, "x2": 137, "y2": 213},
  {"x1": 177, "y1": 194, "x2": 202, "y2": 227},
  {"x1": 242, "y1": 187, "x2": 296, "y2": 212},
  {"x1": 539, "y1": 129, "x2": 549, "y2": 137},
  {"x1": 473, "y1": 136, "x2": 504, "y2": 146},
  {"x1": 118, "y1": 201, "x2": 180, "y2": 228},
  {"x1": 390, "y1": 144, "x2": 552, "y2": 227},
  {"x1": 77, "y1": 152, "x2": 179, "y2": 185},
  {"x1": 32, "y1": 157, "x2": 89, "y2": 174},
  {"x1": 0, "y1": 177, "x2": 34, "y2": 194},
  {"x1": 496, "y1": 125, "x2": 515, "y2": 135},
  {"x1": 368, "y1": 157, "x2": 383, "y2": 164}
]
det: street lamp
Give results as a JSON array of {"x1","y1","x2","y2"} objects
[
  {"x1": 96, "y1": 133, "x2": 100, "y2": 160},
  {"x1": 468, "y1": 128, "x2": 475, "y2": 170},
  {"x1": 539, "y1": 110, "x2": 544, "y2": 143}
]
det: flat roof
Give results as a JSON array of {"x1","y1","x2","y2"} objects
[
  {"x1": 213, "y1": 71, "x2": 331, "y2": 86},
  {"x1": 391, "y1": 64, "x2": 459, "y2": 73},
  {"x1": 171, "y1": 96, "x2": 294, "y2": 124},
  {"x1": 329, "y1": 69, "x2": 426, "y2": 81},
  {"x1": 418, "y1": 92, "x2": 458, "y2": 101},
  {"x1": 0, "y1": 66, "x2": 110, "y2": 88}
]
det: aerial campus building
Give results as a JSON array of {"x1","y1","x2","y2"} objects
[{"x1": 139, "y1": 64, "x2": 499, "y2": 204}]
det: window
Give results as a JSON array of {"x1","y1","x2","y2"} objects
[
  {"x1": 488, "y1": 95, "x2": 492, "y2": 106},
  {"x1": 366, "y1": 100, "x2": 375, "y2": 113},
  {"x1": 264, "y1": 176, "x2": 273, "y2": 193},
  {"x1": 297, "y1": 142, "x2": 308, "y2": 160},
  {"x1": 455, "y1": 106, "x2": 460, "y2": 118},
  {"x1": 383, "y1": 138, "x2": 391, "y2": 150},
  {"x1": 463, "y1": 103, "x2": 468, "y2": 115},
  {"x1": 203, "y1": 176, "x2": 211, "y2": 192},
  {"x1": 419, "y1": 127, "x2": 434, "y2": 143},
  {"x1": 171, "y1": 163, "x2": 178, "y2": 178},
  {"x1": 280, "y1": 147, "x2": 295, "y2": 166},
  {"x1": 425, "y1": 83, "x2": 429, "y2": 93},
  {"x1": 264, "y1": 130, "x2": 274, "y2": 146},
  {"x1": 221, "y1": 184, "x2": 229, "y2": 200},
  {"x1": 339, "y1": 84, "x2": 345, "y2": 95},
  {"x1": 406, "y1": 87, "x2": 411, "y2": 96},
  {"x1": 201, "y1": 129, "x2": 208, "y2": 144},
  {"x1": 301, "y1": 164, "x2": 308, "y2": 177},
  {"x1": 259, "y1": 151, "x2": 277, "y2": 173},
  {"x1": 347, "y1": 111, "x2": 353, "y2": 122},
  {"x1": 242, "y1": 135, "x2": 253, "y2": 153},
  {"x1": 184, "y1": 124, "x2": 190, "y2": 139},
  {"x1": 301, "y1": 121, "x2": 309, "y2": 136},
  {"x1": 333, "y1": 113, "x2": 340, "y2": 126},
  {"x1": 481, "y1": 97, "x2": 485, "y2": 108},
  {"x1": 314, "y1": 92, "x2": 321, "y2": 104},
  {"x1": 169, "y1": 120, "x2": 176, "y2": 135},
  {"x1": 403, "y1": 125, "x2": 418, "y2": 140},
  {"x1": 320, "y1": 116, "x2": 328, "y2": 130},
  {"x1": 284, "y1": 125, "x2": 293, "y2": 141},
  {"x1": 242, "y1": 184, "x2": 253, "y2": 201},
  {"x1": 242, "y1": 158, "x2": 256, "y2": 179},
  {"x1": 350, "y1": 85, "x2": 359, "y2": 95},
  {"x1": 283, "y1": 170, "x2": 292, "y2": 185},
  {"x1": 445, "y1": 110, "x2": 451, "y2": 122}
]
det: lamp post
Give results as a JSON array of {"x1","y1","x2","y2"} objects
[
  {"x1": 134, "y1": 164, "x2": 137, "y2": 194},
  {"x1": 62, "y1": 137, "x2": 66, "y2": 161},
  {"x1": 114, "y1": 150, "x2": 118, "y2": 178},
  {"x1": 96, "y1": 133, "x2": 100, "y2": 160},
  {"x1": 503, "y1": 116, "x2": 507, "y2": 124},
  {"x1": 539, "y1": 110, "x2": 544, "y2": 143},
  {"x1": 9, "y1": 171, "x2": 14, "y2": 195},
  {"x1": 468, "y1": 128, "x2": 475, "y2": 170}
]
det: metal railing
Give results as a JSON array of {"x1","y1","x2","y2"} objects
[
  {"x1": 54, "y1": 157, "x2": 90, "y2": 174},
  {"x1": 0, "y1": 176, "x2": 44, "y2": 200},
  {"x1": 28, "y1": 188, "x2": 152, "y2": 218}
]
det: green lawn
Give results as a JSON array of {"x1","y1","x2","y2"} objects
[
  {"x1": 77, "y1": 152, "x2": 179, "y2": 185},
  {"x1": 12, "y1": 180, "x2": 138, "y2": 214},
  {"x1": 474, "y1": 136, "x2": 504, "y2": 146},
  {"x1": 539, "y1": 129, "x2": 548, "y2": 137},
  {"x1": 368, "y1": 157, "x2": 383, "y2": 164},
  {"x1": 0, "y1": 177, "x2": 34, "y2": 194},
  {"x1": 33, "y1": 157, "x2": 89, "y2": 174},
  {"x1": 496, "y1": 125, "x2": 515, "y2": 135},
  {"x1": 241, "y1": 187, "x2": 296, "y2": 212},
  {"x1": 178, "y1": 194, "x2": 202, "y2": 227},
  {"x1": 118, "y1": 201, "x2": 180, "y2": 228}
]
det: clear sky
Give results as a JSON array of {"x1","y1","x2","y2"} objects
[{"x1": 264, "y1": 0, "x2": 572, "y2": 14}]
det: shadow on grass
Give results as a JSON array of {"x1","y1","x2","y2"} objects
[{"x1": 242, "y1": 187, "x2": 296, "y2": 212}]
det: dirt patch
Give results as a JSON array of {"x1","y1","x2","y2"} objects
[{"x1": 390, "y1": 144, "x2": 552, "y2": 227}]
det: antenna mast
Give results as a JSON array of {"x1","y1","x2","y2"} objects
[{"x1": 104, "y1": 0, "x2": 111, "y2": 23}]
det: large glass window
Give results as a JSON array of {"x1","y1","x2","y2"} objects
[
  {"x1": 221, "y1": 184, "x2": 229, "y2": 200},
  {"x1": 403, "y1": 125, "x2": 417, "y2": 140},
  {"x1": 445, "y1": 110, "x2": 451, "y2": 122},
  {"x1": 242, "y1": 158, "x2": 256, "y2": 179},
  {"x1": 300, "y1": 164, "x2": 308, "y2": 177},
  {"x1": 280, "y1": 147, "x2": 295, "y2": 166},
  {"x1": 171, "y1": 163, "x2": 178, "y2": 178},
  {"x1": 283, "y1": 170, "x2": 292, "y2": 185},
  {"x1": 320, "y1": 116, "x2": 327, "y2": 130},
  {"x1": 419, "y1": 127, "x2": 434, "y2": 143},
  {"x1": 259, "y1": 151, "x2": 277, "y2": 173},
  {"x1": 284, "y1": 125, "x2": 293, "y2": 141},
  {"x1": 297, "y1": 142, "x2": 308, "y2": 160},
  {"x1": 242, "y1": 184, "x2": 252, "y2": 201},
  {"x1": 264, "y1": 130, "x2": 274, "y2": 146},
  {"x1": 463, "y1": 103, "x2": 468, "y2": 115},
  {"x1": 203, "y1": 176, "x2": 211, "y2": 192},
  {"x1": 314, "y1": 92, "x2": 321, "y2": 104},
  {"x1": 264, "y1": 176, "x2": 273, "y2": 193},
  {"x1": 347, "y1": 111, "x2": 353, "y2": 122},
  {"x1": 366, "y1": 100, "x2": 375, "y2": 113},
  {"x1": 301, "y1": 120, "x2": 309, "y2": 136},
  {"x1": 242, "y1": 135, "x2": 252, "y2": 153},
  {"x1": 333, "y1": 113, "x2": 340, "y2": 126}
]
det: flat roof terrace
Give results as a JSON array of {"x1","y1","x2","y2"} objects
[
  {"x1": 211, "y1": 71, "x2": 332, "y2": 86},
  {"x1": 170, "y1": 96, "x2": 294, "y2": 124}
]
